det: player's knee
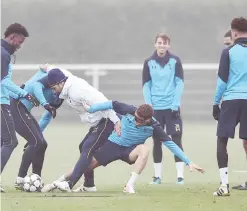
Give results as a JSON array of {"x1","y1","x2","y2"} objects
[
  {"x1": 139, "y1": 145, "x2": 149, "y2": 158},
  {"x1": 4, "y1": 139, "x2": 18, "y2": 149},
  {"x1": 36, "y1": 140, "x2": 48, "y2": 150}
]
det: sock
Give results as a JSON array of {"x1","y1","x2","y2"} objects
[
  {"x1": 55, "y1": 175, "x2": 66, "y2": 182},
  {"x1": 176, "y1": 162, "x2": 184, "y2": 178},
  {"x1": 154, "y1": 163, "x2": 162, "y2": 178},
  {"x1": 219, "y1": 167, "x2": 228, "y2": 186},
  {"x1": 127, "y1": 172, "x2": 139, "y2": 187}
]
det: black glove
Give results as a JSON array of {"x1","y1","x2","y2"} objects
[
  {"x1": 24, "y1": 93, "x2": 40, "y2": 107},
  {"x1": 44, "y1": 104, "x2": 57, "y2": 118},
  {"x1": 171, "y1": 110, "x2": 180, "y2": 119},
  {"x1": 213, "y1": 105, "x2": 220, "y2": 120},
  {"x1": 20, "y1": 84, "x2": 25, "y2": 89}
]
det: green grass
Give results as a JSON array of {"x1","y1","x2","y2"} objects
[{"x1": 1, "y1": 122, "x2": 247, "y2": 211}]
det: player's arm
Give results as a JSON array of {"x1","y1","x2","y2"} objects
[
  {"x1": 142, "y1": 60, "x2": 152, "y2": 105},
  {"x1": 152, "y1": 119, "x2": 191, "y2": 165},
  {"x1": 213, "y1": 48, "x2": 230, "y2": 105},
  {"x1": 39, "y1": 111, "x2": 53, "y2": 132},
  {"x1": 171, "y1": 57, "x2": 184, "y2": 111},
  {"x1": 1, "y1": 53, "x2": 28, "y2": 97},
  {"x1": 32, "y1": 76, "x2": 49, "y2": 106},
  {"x1": 86, "y1": 100, "x2": 136, "y2": 115}
]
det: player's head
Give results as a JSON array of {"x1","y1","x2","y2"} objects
[
  {"x1": 4, "y1": 23, "x2": 29, "y2": 52},
  {"x1": 135, "y1": 104, "x2": 153, "y2": 126},
  {"x1": 231, "y1": 17, "x2": 247, "y2": 41},
  {"x1": 223, "y1": 30, "x2": 233, "y2": 46},
  {"x1": 154, "y1": 33, "x2": 170, "y2": 56},
  {"x1": 48, "y1": 69, "x2": 68, "y2": 94}
]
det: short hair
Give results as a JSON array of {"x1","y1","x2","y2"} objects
[
  {"x1": 4, "y1": 23, "x2": 29, "y2": 38},
  {"x1": 224, "y1": 30, "x2": 231, "y2": 38},
  {"x1": 155, "y1": 33, "x2": 170, "y2": 43},
  {"x1": 136, "y1": 104, "x2": 154, "y2": 121},
  {"x1": 231, "y1": 17, "x2": 247, "y2": 33}
]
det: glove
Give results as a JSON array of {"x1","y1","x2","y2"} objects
[
  {"x1": 213, "y1": 105, "x2": 220, "y2": 121},
  {"x1": 171, "y1": 110, "x2": 180, "y2": 119},
  {"x1": 44, "y1": 104, "x2": 57, "y2": 118},
  {"x1": 20, "y1": 84, "x2": 25, "y2": 89},
  {"x1": 24, "y1": 94, "x2": 40, "y2": 107}
]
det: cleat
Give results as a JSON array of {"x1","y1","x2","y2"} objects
[
  {"x1": 123, "y1": 184, "x2": 135, "y2": 194},
  {"x1": 54, "y1": 181, "x2": 71, "y2": 193},
  {"x1": 41, "y1": 182, "x2": 56, "y2": 193},
  {"x1": 176, "y1": 177, "x2": 184, "y2": 185},
  {"x1": 150, "y1": 177, "x2": 161, "y2": 185},
  {"x1": 15, "y1": 177, "x2": 24, "y2": 190},
  {"x1": 232, "y1": 182, "x2": 247, "y2": 190},
  {"x1": 73, "y1": 185, "x2": 97, "y2": 192},
  {"x1": 213, "y1": 185, "x2": 230, "y2": 196}
]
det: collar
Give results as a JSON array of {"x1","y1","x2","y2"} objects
[
  {"x1": 59, "y1": 76, "x2": 73, "y2": 99},
  {"x1": 1, "y1": 39, "x2": 15, "y2": 55},
  {"x1": 151, "y1": 50, "x2": 171, "y2": 66},
  {"x1": 234, "y1": 37, "x2": 247, "y2": 45}
]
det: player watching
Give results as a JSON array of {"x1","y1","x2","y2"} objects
[
  {"x1": 142, "y1": 33, "x2": 185, "y2": 184},
  {"x1": 213, "y1": 17, "x2": 247, "y2": 196}
]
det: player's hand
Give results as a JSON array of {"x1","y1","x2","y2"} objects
[
  {"x1": 24, "y1": 93, "x2": 40, "y2": 107},
  {"x1": 82, "y1": 102, "x2": 94, "y2": 113},
  {"x1": 188, "y1": 162, "x2": 204, "y2": 173},
  {"x1": 213, "y1": 105, "x2": 220, "y2": 120},
  {"x1": 44, "y1": 104, "x2": 57, "y2": 118},
  {"x1": 114, "y1": 121, "x2": 121, "y2": 136},
  {"x1": 39, "y1": 63, "x2": 51, "y2": 72},
  {"x1": 171, "y1": 110, "x2": 180, "y2": 119}
]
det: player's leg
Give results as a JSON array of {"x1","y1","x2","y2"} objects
[
  {"x1": 166, "y1": 109, "x2": 184, "y2": 184},
  {"x1": 213, "y1": 100, "x2": 240, "y2": 196},
  {"x1": 1, "y1": 105, "x2": 18, "y2": 173},
  {"x1": 79, "y1": 133, "x2": 97, "y2": 190},
  {"x1": 64, "y1": 119, "x2": 114, "y2": 190},
  {"x1": 151, "y1": 110, "x2": 165, "y2": 184},
  {"x1": 1, "y1": 104, "x2": 18, "y2": 192},
  {"x1": 55, "y1": 138, "x2": 118, "y2": 192},
  {"x1": 123, "y1": 144, "x2": 149, "y2": 193},
  {"x1": 235, "y1": 99, "x2": 247, "y2": 190},
  {"x1": 11, "y1": 100, "x2": 47, "y2": 187}
]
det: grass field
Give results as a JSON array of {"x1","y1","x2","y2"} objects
[{"x1": 1, "y1": 122, "x2": 247, "y2": 211}]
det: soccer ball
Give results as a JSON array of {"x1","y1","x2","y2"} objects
[{"x1": 22, "y1": 173, "x2": 44, "y2": 192}]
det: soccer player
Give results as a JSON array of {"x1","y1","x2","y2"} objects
[
  {"x1": 13, "y1": 64, "x2": 98, "y2": 192},
  {"x1": 42, "y1": 68, "x2": 120, "y2": 192},
  {"x1": 53, "y1": 101, "x2": 204, "y2": 193},
  {"x1": 142, "y1": 33, "x2": 185, "y2": 184},
  {"x1": 1, "y1": 23, "x2": 38, "y2": 192},
  {"x1": 11, "y1": 65, "x2": 62, "y2": 188},
  {"x1": 222, "y1": 30, "x2": 247, "y2": 191},
  {"x1": 212, "y1": 17, "x2": 247, "y2": 196},
  {"x1": 223, "y1": 30, "x2": 233, "y2": 46}
]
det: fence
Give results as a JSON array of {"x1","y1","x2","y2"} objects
[{"x1": 12, "y1": 63, "x2": 218, "y2": 122}]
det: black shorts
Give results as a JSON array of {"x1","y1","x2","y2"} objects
[
  {"x1": 217, "y1": 99, "x2": 247, "y2": 139},
  {"x1": 153, "y1": 109, "x2": 183, "y2": 136},
  {"x1": 93, "y1": 140, "x2": 137, "y2": 166}
]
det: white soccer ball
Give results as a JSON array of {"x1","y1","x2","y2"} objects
[{"x1": 22, "y1": 173, "x2": 44, "y2": 192}]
